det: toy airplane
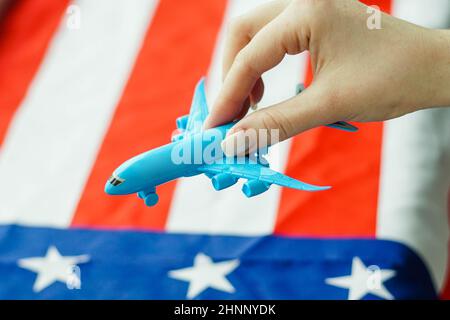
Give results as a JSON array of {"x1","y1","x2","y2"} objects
[{"x1": 105, "y1": 78, "x2": 357, "y2": 207}]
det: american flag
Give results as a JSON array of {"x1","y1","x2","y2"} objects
[{"x1": 0, "y1": 0, "x2": 449, "y2": 299}]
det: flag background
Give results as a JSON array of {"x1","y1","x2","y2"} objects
[{"x1": 0, "y1": 0, "x2": 449, "y2": 299}]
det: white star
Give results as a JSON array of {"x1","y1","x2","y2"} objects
[
  {"x1": 168, "y1": 253, "x2": 239, "y2": 299},
  {"x1": 325, "y1": 257, "x2": 396, "y2": 300},
  {"x1": 18, "y1": 246, "x2": 90, "y2": 292}
]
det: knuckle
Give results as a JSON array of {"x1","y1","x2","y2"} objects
[
  {"x1": 234, "y1": 50, "x2": 259, "y2": 79},
  {"x1": 228, "y1": 15, "x2": 250, "y2": 36}
]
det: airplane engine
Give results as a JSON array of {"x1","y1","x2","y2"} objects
[
  {"x1": 211, "y1": 173, "x2": 238, "y2": 191},
  {"x1": 242, "y1": 180, "x2": 270, "y2": 198},
  {"x1": 176, "y1": 115, "x2": 189, "y2": 130}
]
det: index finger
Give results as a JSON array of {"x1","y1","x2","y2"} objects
[
  {"x1": 205, "y1": 12, "x2": 296, "y2": 129},
  {"x1": 222, "y1": 1, "x2": 289, "y2": 80}
]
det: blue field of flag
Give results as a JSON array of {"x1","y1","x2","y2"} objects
[{"x1": 0, "y1": 225, "x2": 437, "y2": 300}]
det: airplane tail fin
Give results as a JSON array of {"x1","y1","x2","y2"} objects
[
  {"x1": 184, "y1": 78, "x2": 209, "y2": 134},
  {"x1": 172, "y1": 78, "x2": 210, "y2": 141}
]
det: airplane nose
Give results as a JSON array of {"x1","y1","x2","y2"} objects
[{"x1": 104, "y1": 181, "x2": 116, "y2": 195}]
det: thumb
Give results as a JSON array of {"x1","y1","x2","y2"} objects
[{"x1": 221, "y1": 83, "x2": 341, "y2": 157}]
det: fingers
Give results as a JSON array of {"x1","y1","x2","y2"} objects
[
  {"x1": 204, "y1": 1, "x2": 289, "y2": 129},
  {"x1": 205, "y1": 9, "x2": 306, "y2": 129},
  {"x1": 221, "y1": 83, "x2": 343, "y2": 157},
  {"x1": 221, "y1": 2, "x2": 288, "y2": 121},
  {"x1": 222, "y1": 0, "x2": 289, "y2": 79}
]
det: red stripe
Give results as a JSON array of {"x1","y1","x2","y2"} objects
[
  {"x1": 441, "y1": 191, "x2": 450, "y2": 299},
  {"x1": 274, "y1": 0, "x2": 392, "y2": 237},
  {"x1": 0, "y1": 0, "x2": 69, "y2": 146},
  {"x1": 71, "y1": 0, "x2": 227, "y2": 230},
  {"x1": 361, "y1": 0, "x2": 392, "y2": 14}
]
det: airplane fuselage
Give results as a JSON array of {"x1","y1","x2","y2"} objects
[{"x1": 105, "y1": 123, "x2": 234, "y2": 196}]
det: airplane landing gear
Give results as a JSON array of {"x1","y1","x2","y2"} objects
[
  {"x1": 144, "y1": 193, "x2": 159, "y2": 207},
  {"x1": 137, "y1": 188, "x2": 158, "y2": 207}
]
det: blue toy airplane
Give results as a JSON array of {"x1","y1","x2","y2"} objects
[{"x1": 105, "y1": 78, "x2": 357, "y2": 207}]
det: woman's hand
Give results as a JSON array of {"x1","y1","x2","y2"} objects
[{"x1": 204, "y1": 0, "x2": 450, "y2": 156}]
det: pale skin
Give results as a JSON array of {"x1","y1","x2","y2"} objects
[{"x1": 203, "y1": 0, "x2": 450, "y2": 156}]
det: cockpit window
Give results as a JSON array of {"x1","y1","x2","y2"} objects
[{"x1": 108, "y1": 174, "x2": 124, "y2": 186}]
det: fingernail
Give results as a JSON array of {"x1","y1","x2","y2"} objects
[
  {"x1": 202, "y1": 117, "x2": 211, "y2": 130},
  {"x1": 221, "y1": 130, "x2": 256, "y2": 157}
]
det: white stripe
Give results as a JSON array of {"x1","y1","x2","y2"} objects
[
  {"x1": 0, "y1": 0, "x2": 159, "y2": 227},
  {"x1": 377, "y1": 0, "x2": 450, "y2": 292},
  {"x1": 392, "y1": 0, "x2": 450, "y2": 29},
  {"x1": 377, "y1": 110, "x2": 450, "y2": 292},
  {"x1": 166, "y1": 0, "x2": 307, "y2": 235}
]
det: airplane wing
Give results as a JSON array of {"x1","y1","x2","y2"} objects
[
  {"x1": 326, "y1": 121, "x2": 358, "y2": 132},
  {"x1": 198, "y1": 162, "x2": 330, "y2": 192},
  {"x1": 184, "y1": 78, "x2": 209, "y2": 134}
]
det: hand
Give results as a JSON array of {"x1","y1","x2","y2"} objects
[{"x1": 203, "y1": 0, "x2": 450, "y2": 156}]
